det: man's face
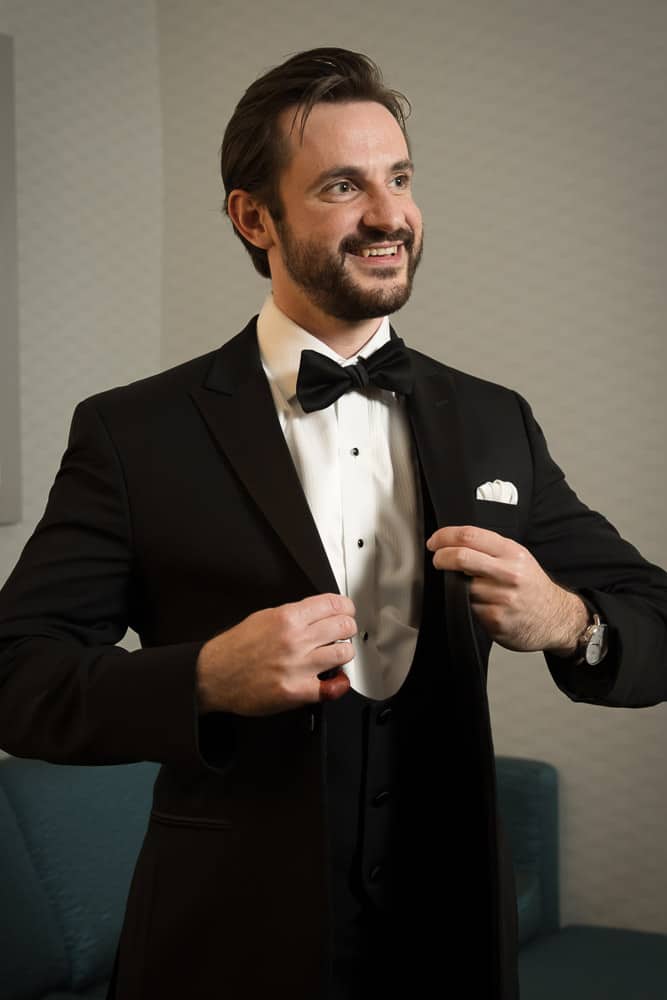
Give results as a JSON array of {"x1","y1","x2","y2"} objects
[{"x1": 265, "y1": 101, "x2": 423, "y2": 324}]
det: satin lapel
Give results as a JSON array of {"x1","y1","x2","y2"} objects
[
  {"x1": 403, "y1": 350, "x2": 472, "y2": 528},
  {"x1": 403, "y1": 343, "x2": 485, "y2": 677},
  {"x1": 189, "y1": 318, "x2": 339, "y2": 597}
]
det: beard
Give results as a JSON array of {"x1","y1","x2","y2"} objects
[{"x1": 273, "y1": 220, "x2": 423, "y2": 322}]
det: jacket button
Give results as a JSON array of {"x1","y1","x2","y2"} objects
[
  {"x1": 377, "y1": 706, "x2": 392, "y2": 725},
  {"x1": 369, "y1": 864, "x2": 384, "y2": 883},
  {"x1": 372, "y1": 789, "x2": 390, "y2": 807}
]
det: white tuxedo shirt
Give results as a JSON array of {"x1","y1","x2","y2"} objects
[{"x1": 257, "y1": 294, "x2": 423, "y2": 699}]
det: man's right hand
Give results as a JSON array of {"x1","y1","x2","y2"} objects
[{"x1": 195, "y1": 593, "x2": 357, "y2": 716}]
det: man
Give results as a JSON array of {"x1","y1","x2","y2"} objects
[{"x1": 0, "y1": 47, "x2": 666, "y2": 1000}]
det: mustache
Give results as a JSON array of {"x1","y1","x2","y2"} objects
[{"x1": 341, "y1": 227, "x2": 415, "y2": 255}]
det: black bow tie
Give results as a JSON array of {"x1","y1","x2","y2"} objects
[{"x1": 295, "y1": 337, "x2": 414, "y2": 413}]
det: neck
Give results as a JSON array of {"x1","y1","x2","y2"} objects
[{"x1": 271, "y1": 291, "x2": 383, "y2": 359}]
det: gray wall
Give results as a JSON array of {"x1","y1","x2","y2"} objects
[
  {"x1": 0, "y1": 34, "x2": 20, "y2": 525},
  {"x1": 0, "y1": 0, "x2": 665, "y2": 940},
  {"x1": 0, "y1": 0, "x2": 162, "y2": 585}
]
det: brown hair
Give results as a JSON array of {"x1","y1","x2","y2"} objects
[{"x1": 220, "y1": 47, "x2": 411, "y2": 277}]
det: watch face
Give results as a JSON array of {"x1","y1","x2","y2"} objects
[
  {"x1": 585, "y1": 626, "x2": 606, "y2": 666},
  {"x1": 585, "y1": 642, "x2": 603, "y2": 666}
]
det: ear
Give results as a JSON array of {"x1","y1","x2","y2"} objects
[{"x1": 227, "y1": 189, "x2": 276, "y2": 250}]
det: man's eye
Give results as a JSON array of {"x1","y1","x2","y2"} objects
[
  {"x1": 392, "y1": 174, "x2": 411, "y2": 189},
  {"x1": 327, "y1": 180, "x2": 355, "y2": 195}
]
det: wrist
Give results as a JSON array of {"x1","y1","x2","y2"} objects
[
  {"x1": 545, "y1": 590, "x2": 590, "y2": 658},
  {"x1": 196, "y1": 641, "x2": 218, "y2": 714}
]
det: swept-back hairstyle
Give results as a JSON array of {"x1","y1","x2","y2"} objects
[{"x1": 220, "y1": 47, "x2": 411, "y2": 277}]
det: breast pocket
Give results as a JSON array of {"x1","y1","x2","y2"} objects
[{"x1": 473, "y1": 499, "x2": 520, "y2": 540}]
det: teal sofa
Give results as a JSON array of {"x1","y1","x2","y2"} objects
[
  {"x1": 0, "y1": 757, "x2": 156, "y2": 1000},
  {"x1": 1, "y1": 754, "x2": 665, "y2": 998},
  {"x1": 498, "y1": 755, "x2": 667, "y2": 998}
]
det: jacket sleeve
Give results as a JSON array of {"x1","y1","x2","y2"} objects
[
  {"x1": 515, "y1": 392, "x2": 667, "y2": 707},
  {"x1": 0, "y1": 398, "x2": 233, "y2": 770}
]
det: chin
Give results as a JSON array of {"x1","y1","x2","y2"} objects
[{"x1": 332, "y1": 289, "x2": 413, "y2": 322}]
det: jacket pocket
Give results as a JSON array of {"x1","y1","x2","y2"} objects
[
  {"x1": 149, "y1": 807, "x2": 232, "y2": 830},
  {"x1": 473, "y1": 499, "x2": 520, "y2": 538}
]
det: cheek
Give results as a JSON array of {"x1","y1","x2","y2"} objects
[
  {"x1": 296, "y1": 213, "x2": 349, "y2": 244},
  {"x1": 409, "y1": 203, "x2": 423, "y2": 236}
]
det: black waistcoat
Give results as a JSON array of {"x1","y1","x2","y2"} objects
[{"x1": 323, "y1": 466, "x2": 496, "y2": 998}]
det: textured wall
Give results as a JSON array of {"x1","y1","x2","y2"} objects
[
  {"x1": 0, "y1": 0, "x2": 162, "y2": 598},
  {"x1": 0, "y1": 35, "x2": 21, "y2": 526},
  {"x1": 158, "y1": 0, "x2": 667, "y2": 936}
]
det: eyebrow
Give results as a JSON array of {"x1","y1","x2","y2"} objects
[{"x1": 311, "y1": 159, "x2": 414, "y2": 189}]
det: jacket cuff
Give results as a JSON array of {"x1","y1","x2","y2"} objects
[{"x1": 544, "y1": 589, "x2": 620, "y2": 702}]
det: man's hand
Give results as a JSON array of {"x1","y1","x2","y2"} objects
[
  {"x1": 196, "y1": 593, "x2": 356, "y2": 716},
  {"x1": 426, "y1": 526, "x2": 588, "y2": 655}
]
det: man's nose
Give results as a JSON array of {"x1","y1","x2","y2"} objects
[{"x1": 361, "y1": 189, "x2": 405, "y2": 233}]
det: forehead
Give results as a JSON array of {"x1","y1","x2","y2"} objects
[{"x1": 277, "y1": 100, "x2": 410, "y2": 184}]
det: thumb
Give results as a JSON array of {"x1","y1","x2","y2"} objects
[{"x1": 319, "y1": 670, "x2": 351, "y2": 702}]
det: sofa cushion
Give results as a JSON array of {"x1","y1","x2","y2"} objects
[
  {"x1": 0, "y1": 758, "x2": 157, "y2": 992},
  {"x1": 0, "y1": 782, "x2": 70, "y2": 1000},
  {"x1": 519, "y1": 924, "x2": 667, "y2": 999}
]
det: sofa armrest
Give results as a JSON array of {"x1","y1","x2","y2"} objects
[{"x1": 495, "y1": 756, "x2": 560, "y2": 937}]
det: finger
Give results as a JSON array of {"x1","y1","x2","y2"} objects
[
  {"x1": 426, "y1": 525, "x2": 512, "y2": 558},
  {"x1": 306, "y1": 613, "x2": 357, "y2": 648},
  {"x1": 295, "y1": 592, "x2": 356, "y2": 625},
  {"x1": 433, "y1": 545, "x2": 517, "y2": 581},
  {"x1": 311, "y1": 635, "x2": 356, "y2": 673}
]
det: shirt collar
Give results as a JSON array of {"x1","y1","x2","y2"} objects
[{"x1": 256, "y1": 294, "x2": 391, "y2": 406}]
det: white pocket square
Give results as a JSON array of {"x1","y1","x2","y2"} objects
[{"x1": 475, "y1": 479, "x2": 518, "y2": 505}]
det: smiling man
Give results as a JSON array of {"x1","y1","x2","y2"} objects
[
  {"x1": 229, "y1": 100, "x2": 423, "y2": 335},
  {"x1": 1, "y1": 47, "x2": 667, "y2": 1000}
]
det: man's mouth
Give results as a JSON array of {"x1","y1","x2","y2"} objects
[
  {"x1": 343, "y1": 228, "x2": 413, "y2": 258},
  {"x1": 346, "y1": 243, "x2": 404, "y2": 260},
  {"x1": 357, "y1": 244, "x2": 400, "y2": 258}
]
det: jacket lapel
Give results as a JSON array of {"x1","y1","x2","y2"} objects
[
  {"x1": 189, "y1": 318, "x2": 339, "y2": 597},
  {"x1": 402, "y1": 346, "x2": 473, "y2": 529},
  {"x1": 401, "y1": 338, "x2": 485, "y2": 680}
]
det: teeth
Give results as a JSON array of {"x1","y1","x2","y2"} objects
[{"x1": 360, "y1": 246, "x2": 399, "y2": 257}]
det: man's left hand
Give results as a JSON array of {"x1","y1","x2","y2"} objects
[{"x1": 426, "y1": 525, "x2": 588, "y2": 655}]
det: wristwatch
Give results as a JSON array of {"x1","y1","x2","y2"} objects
[{"x1": 574, "y1": 612, "x2": 608, "y2": 666}]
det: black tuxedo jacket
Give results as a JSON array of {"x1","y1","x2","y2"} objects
[{"x1": 1, "y1": 317, "x2": 667, "y2": 999}]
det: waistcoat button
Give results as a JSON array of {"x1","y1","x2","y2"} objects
[
  {"x1": 377, "y1": 706, "x2": 392, "y2": 725},
  {"x1": 369, "y1": 864, "x2": 384, "y2": 883},
  {"x1": 372, "y1": 789, "x2": 390, "y2": 806}
]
